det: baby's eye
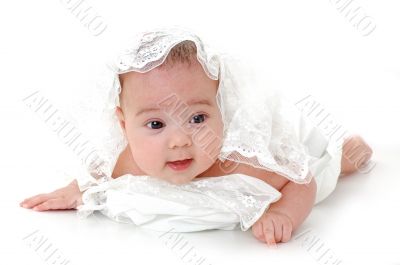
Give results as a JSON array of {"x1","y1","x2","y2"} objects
[
  {"x1": 189, "y1": 114, "x2": 207, "y2": 124},
  {"x1": 146, "y1": 120, "x2": 164, "y2": 130}
]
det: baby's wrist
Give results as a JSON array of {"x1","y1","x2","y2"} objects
[{"x1": 267, "y1": 208, "x2": 296, "y2": 228}]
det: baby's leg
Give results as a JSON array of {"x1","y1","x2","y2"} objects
[{"x1": 340, "y1": 135, "x2": 373, "y2": 177}]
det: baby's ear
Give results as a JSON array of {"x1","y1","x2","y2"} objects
[{"x1": 115, "y1": 106, "x2": 126, "y2": 132}]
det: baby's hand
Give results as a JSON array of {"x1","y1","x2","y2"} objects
[
  {"x1": 251, "y1": 210, "x2": 293, "y2": 247},
  {"x1": 20, "y1": 179, "x2": 83, "y2": 211}
]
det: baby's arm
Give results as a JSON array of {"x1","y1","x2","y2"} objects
[
  {"x1": 269, "y1": 175, "x2": 317, "y2": 231},
  {"x1": 252, "y1": 174, "x2": 317, "y2": 247},
  {"x1": 20, "y1": 147, "x2": 132, "y2": 211},
  {"x1": 20, "y1": 144, "x2": 141, "y2": 211},
  {"x1": 20, "y1": 179, "x2": 83, "y2": 211}
]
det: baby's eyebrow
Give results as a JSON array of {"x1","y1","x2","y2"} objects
[{"x1": 135, "y1": 98, "x2": 212, "y2": 117}]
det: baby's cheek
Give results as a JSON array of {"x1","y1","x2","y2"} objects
[
  {"x1": 194, "y1": 125, "x2": 223, "y2": 157},
  {"x1": 128, "y1": 137, "x2": 162, "y2": 172},
  {"x1": 200, "y1": 137, "x2": 222, "y2": 161},
  {"x1": 195, "y1": 148, "x2": 218, "y2": 172}
]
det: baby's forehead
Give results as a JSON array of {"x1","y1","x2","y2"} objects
[
  {"x1": 131, "y1": 92, "x2": 216, "y2": 118},
  {"x1": 120, "y1": 80, "x2": 218, "y2": 118},
  {"x1": 119, "y1": 62, "x2": 219, "y2": 111}
]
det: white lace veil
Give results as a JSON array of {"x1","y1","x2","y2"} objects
[{"x1": 75, "y1": 27, "x2": 311, "y2": 191}]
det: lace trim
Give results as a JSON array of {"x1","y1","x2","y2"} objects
[
  {"x1": 77, "y1": 174, "x2": 281, "y2": 231},
  {"x1": 217, "y1": 88, "x2": 311, "y2": 184}
]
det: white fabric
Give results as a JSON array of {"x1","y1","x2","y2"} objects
[
  {"x1": 294, "y1": 112, "x2": 344, "y2": 204},
  {"x1": 77, "y1": 174, "x2": 282, "y2": 232},
  {"x1": 75, "y1": 27, "x2": 344, "y2": 232}
]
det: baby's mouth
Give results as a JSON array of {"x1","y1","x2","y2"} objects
[{"x1": 167, "y1": 159, "x2": 193, "y2": 171}]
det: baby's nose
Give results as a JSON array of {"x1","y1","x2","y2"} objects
[{"x1": 168, "y1": 127, "x2": 193, "y2": 149}]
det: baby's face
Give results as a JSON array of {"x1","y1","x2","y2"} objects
[{"x1": 116, "y1": 59, "x2": 223, "y2": 184}]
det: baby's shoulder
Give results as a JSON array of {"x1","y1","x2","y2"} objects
[{"x1": 197, "y1": 160, "x2": 289, "y2": 191}]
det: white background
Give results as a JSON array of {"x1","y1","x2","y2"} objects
[{"x1": 1, "y1": 0, "x2": 399, "y2": 264}]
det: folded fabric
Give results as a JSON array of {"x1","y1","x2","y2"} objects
[{"x1": 77, "y1": 174, "x2": 282, "y2": 232}]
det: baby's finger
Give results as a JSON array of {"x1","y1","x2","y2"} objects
[
  {"x1": 20, "y1": 195, "x2": 38, "y2": 205},
  {"x1": 33, "y1": 199, "x2": 68, "y2": 211},
  {"x1": 272, "y1": 219, "x2": 283, "y2": 243},
  {"x1": 20, "y1": 194, "x2": 51, "y2": 208},
  {"x1": 262, "y1": 220, "x2": 277, "y2": 248},
  {"x1": 252, "y1": 222, "x2": 265, "y2": 243},
  {"x1": 281, "y1": 220, "x2": 293, "y2": 243},
  {"x1": 34, "y1": 198, "x2": 72, "y2": 211}
]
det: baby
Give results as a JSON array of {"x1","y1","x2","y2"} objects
[{"x1": 20, "y1": 29, "x2": 373, "y2": 247}]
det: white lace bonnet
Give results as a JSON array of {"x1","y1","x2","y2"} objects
[{"x1": 77, "y1": 27, "x2": 311, "y2": 191}]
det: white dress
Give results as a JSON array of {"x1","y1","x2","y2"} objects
[{"x1": 76, "y1": 27, "x2": 344, "y2": 232}]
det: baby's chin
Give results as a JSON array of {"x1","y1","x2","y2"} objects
[{"x1": 161, "y1": 174, "x2": 197, "y2": 185}]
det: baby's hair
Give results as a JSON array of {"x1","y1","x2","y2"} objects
[
  {"x1": 160, "y1": 40, "x2": 198, "y2": 68},
  {"x1": 118, "y1": 40, "x2": 198, "y2": 109}
]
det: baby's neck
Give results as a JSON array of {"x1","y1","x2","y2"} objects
[
  {"x1": 112, "y1": 146, "x2": 146, "y2": 178},
  {"x1": 196, "y1": 159, "x2": 236, "y2": 178}
]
